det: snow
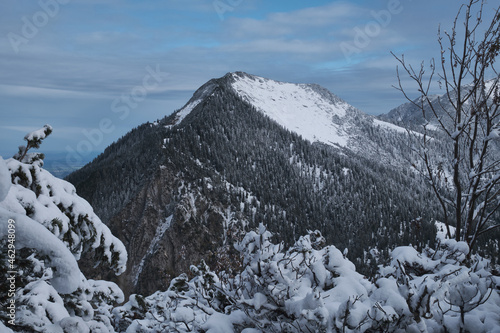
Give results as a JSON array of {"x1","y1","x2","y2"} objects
[
  {"x1": 174, "y1": 98, "x2": 203, "y2": 125},
  {"x1": 24, "y1": 124, "x2": 53, "y2": 142},
  {"x1": 373, "y1": 118, "x2": 409, "y2": 134},
  {"x1": 230, "y1": 73, "x2": 351, "y2": 147},
  {"x1": 484, "y1": 78, "x2": 498, "y2": 93},
  {"x1": 172, "y1": 307, "x2": 195, "y2": 323},
  {"x1": 435, "y1": 221, "x2": 456, "y2": 241},
  {"x1": 59, "y1": 317, "x2": 91, "y2": 333},
  {"x1": 16, "y1": 279, "x2": 70, "y2": 329},
  {"x1": 390, "y1": 246, "x2": 438, "y2": 272},
  {"x1": 0, "y1": 207, "x2": 81, "y2": 293},
  {"x1": 426, "y1": 122, "x2": 440, "y2": 131},
  {"x1": 0, "y1": 156, "x2": 11, "y2": 202},
  {"x1": 202, "y1": 313, "x2": 234, "y2": 333},
  {"x1": 134, "y1": 215, "x2": 173, "y2": 284},
  {"x1": 228, "y1": 73, "x2": 425, "y2": 150}
]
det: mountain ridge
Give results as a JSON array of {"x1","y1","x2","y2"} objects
[
  {"x1": 379, "y1": 78, "x2": 500, "y2": 129},
  {"x1": 174, "y1": 71, "x2": 412, "y2": 151}
]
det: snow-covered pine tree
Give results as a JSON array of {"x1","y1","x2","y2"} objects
[{"x1": 13, "y1": 124, "x2": 52, "y2": 165}]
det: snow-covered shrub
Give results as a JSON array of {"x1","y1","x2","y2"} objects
[
  {"x1": 116, "y1": 224, "x2": 500, "y2": 332},
  {"x1": 373, "y1": 239, "x2": 500, "y2": 332},
  {"x1": 13, "y1": 124, "x2": 52, "y2": 166},
  {"x1": 115, "y1": 225, "x2": 375, "y2": 332},
  {"x1": 231, "y1": 225, "x2": 373, "y2": 332},
  {"x1": 114, "y1": 263, "x2": 219, "y2": 332},
  {"x1": 0, "y1": 180, "x2": 125, "y2": 332},
  {"x1": 0, "y1": 126, "x2": 127, "y2": 332},
  {"x1": 3, "y1": 156, "x2": 127, "y2": 272}
]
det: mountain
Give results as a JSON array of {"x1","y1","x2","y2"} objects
[
  {"x1": 67, "y1": 72, "x2": 441, "y2": 297},
  {"x1": 379, "y1": 79, "x2": 499, "y2": 130},
  {"x1": 379, "y1": 94, "x2": 437, "y2": 128},
  {"x1": 182, "y1": 72, "x2": 417, "y2": 167}
]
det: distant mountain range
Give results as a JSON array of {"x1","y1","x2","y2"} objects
[
  {"x1": 67, "y1": 72, "x2": 449, "y2": 296},
  {"x1": 43, "y1": 152, "x2": 97, "y2": 178},
  {"x1": 379, "y1": 78, "x2": 499, "y2": 129}
]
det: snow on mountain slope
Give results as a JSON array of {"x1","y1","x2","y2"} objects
[
  {"x1": 172, "y1": 79, "x2": 218, "y2": 126},
  {"x1": 174, "y1": 98, "x2": 203, "y2": 125},
  {"x1": 230, "y1": 72, "x2": 352, "y2": 147},
  {"x1": 373, "y1": 119, "x2": 409, "y2": 134},
  {"x1": 228, "y1": 72, "x2": 416, "y2": 150}
]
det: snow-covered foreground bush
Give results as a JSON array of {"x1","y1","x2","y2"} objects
[
  {"x1": 0, "y1": 127, "x2": 127, "y2": 333},
  {"x1": 117, "y1": 225, "x2": 500, "y2": 332}
]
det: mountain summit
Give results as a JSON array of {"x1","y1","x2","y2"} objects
[
  {"x1": 175, "y1": 72, "x2": 409, "y2": 152},
  {"x1": 175, "y1": 72, "x2": 361, "y2": 147},
  {"x1": 67, "y1": 72, "x2": 438, "y2": 296}
]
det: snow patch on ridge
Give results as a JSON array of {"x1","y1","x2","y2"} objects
[
  {"x1": 373, "y1": 119, "x2": 409, "y2": 134},
  {"x1": 174, "y1": 99, "x2": 203, "y2": 125}
]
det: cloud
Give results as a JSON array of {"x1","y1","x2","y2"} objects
[
  {"x1": 221, "y1": 39, "x2": 334, "y2": 55},
  {"x1": 0, "y1": 126, "x2": 43, "y2": 134},
  {"x1": 75, "y1": 31, "x2": 141, "y2": 45},
  {"x1": 0, "y1": 84, "x2": 100, "y2": 98},
  {"x1": 222, "y1": 3, "x2": 366, "y2": 47},
  {"x1": 225, "y1": 2, "x2": 363, "y2": 38},
  {"x1": 0, "y1": 0, "x2": 488, "y2": 155},
  {"x1": 216, "y1": 1, "x2": 426, "y2": 70}
]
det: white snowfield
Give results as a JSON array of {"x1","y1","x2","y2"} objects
[
  {"x1": 231, "y1": 73, "x2": 352, "y2": 147},
  {"x1": 372, "y1": 118, "x2": 409, "y2": 134}
]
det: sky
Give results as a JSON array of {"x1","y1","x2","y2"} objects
[{"x1": 0, "y1": 0, "x2": 496, "y2": 165}]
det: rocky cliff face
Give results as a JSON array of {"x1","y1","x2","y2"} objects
[
  {"x1": 79, "y1": 153, "x2": 248, "y2": 297},
  {"x1": 68, "y1": 72, "x2": 442, "y2": 296},
  {"x1": 107, "y1": 166, "x2": 232, "y2": 296}
]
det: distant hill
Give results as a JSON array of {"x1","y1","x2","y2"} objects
[{"x1": 42, "y1": 151, "x2": 98, "y2": 178}]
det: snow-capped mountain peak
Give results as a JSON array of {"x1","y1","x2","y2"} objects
[{"x1": 172, "y1": 71, "x2": 413, "y2": 156}]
